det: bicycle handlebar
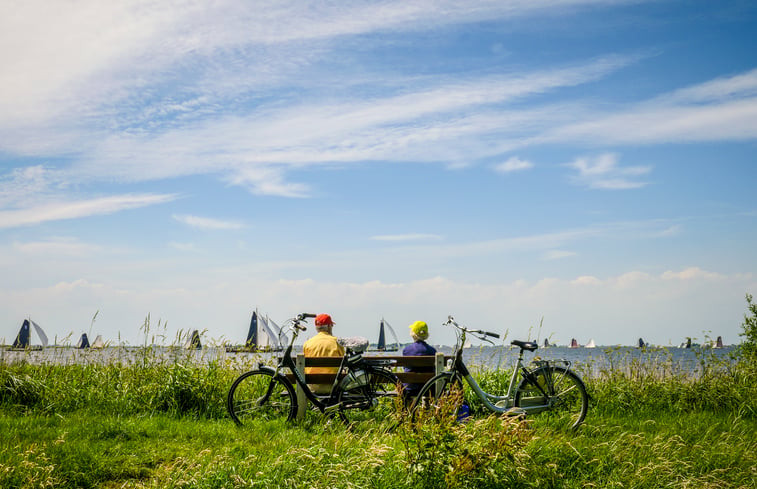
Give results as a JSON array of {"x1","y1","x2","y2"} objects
[
  {"x1": 290, "y1": 313, "x2": 317, "y2": 331},
  {"x1": 444, "y1": 316, "x2": 499, "y2": 340}
]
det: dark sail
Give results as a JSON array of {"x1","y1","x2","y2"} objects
[
  {"x1": 377, "y1": 320, "x2": 386, "y2": 351},
  {"x1": 637, "y1": 337, "x2": 646, "y2": 348},
  {"x1": 245, "y1": 311, "x2": 258, "y2": 348},
  {"x1": 12, "y1": 320, "x2": 31, "y2": 348},
  {"x1": 77, "y1": 333, "x2": 90, "y2": 349}
]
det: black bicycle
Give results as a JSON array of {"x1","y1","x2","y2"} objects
[
  {"x1": 410, "y1": 316, "x2": 589, "y2": 430},
  {"x1": 227, "y1": 313, "x2": 400, "y2": 426}
]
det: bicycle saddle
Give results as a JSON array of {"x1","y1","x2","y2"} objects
[{"x1": 511, "y1": 340, "x2": 538, "y2": 351}]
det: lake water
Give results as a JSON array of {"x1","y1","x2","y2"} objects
[{"x1": 1, "y1": 343, "x2": 738, "y2": 378}]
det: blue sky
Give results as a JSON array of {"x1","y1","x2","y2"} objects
[{"x1": 1, "y1": 0, "x2": 756, "y2": 347}]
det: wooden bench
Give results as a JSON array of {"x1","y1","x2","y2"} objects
[{"x1": 289, "y1": 353, "x2": 449, "y2": 419}]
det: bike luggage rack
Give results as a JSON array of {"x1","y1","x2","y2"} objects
[{"x1": 532, "y1": 358, "x2": 572, "y2": 369}]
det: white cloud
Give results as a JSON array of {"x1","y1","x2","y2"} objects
[
  {"x1": 173, "y1": 214, "x2": 244, "y2": 230},
  {"x1": 1, "y1": 266, "x2": 751, "y2": 347},
  {"x1": 664, "y1": 68, "x2": 757, "y2": 104},
  {"x1": 571, "y1": 275, "x2": 602, "y2": 286},
  {"x1": 0, "y1": 165, "x2": 61, "y2": 207},
  {"x1": 13, "y1": 237, "x2": 103, "y2": 256},
  {"x1": 662, "y1": 267, "x2": 725, "y2": 281},
  {"x1": 567, "y1": 153, "x2": 651, "y2": 189},
  {"x1": 494, "y1": 156, "x2": 534, "y2": 173},
  {"x1": 168, "y1": 242, "x2": 200, "y2": 252},
  {"x1": 0, "y1": 194, "x2": 176, "y2": 229},
  {"x1": 545, "y1": 69, "x2": 757, "y2": 146},
  {"x1": 542, "y1": 250, "x2": 576, "y2": 260}
]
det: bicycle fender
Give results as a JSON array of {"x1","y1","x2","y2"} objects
[{"x1": 256, "y1": 365, "x2": 291, "y2": 382}]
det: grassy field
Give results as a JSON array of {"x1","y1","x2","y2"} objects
[{"x1": 2, "y1": 341, "x2": 757, "y2": 488}]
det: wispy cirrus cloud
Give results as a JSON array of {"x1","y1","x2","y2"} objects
[
  {"x1": 545, "y1": 69, "x2": 757, "y2": 146},
  {"x1": 542, "y1": 250, "x2": 577, "y2": 260},
  {"x1": 172, "y1": 214, "x2": 244, "y2": 230},
  {"x1": 566, "y1": 153, "x2": 651, "y2": 189},
  {"x1": 13, "y1": 237, "x2": 103, "y2": 256},
  {"x1": 0, "y1": 194, "x2": 176, "y2": 229},
  {"x1": 370, "y1": 233, "x2": 443, "y2": 242}
]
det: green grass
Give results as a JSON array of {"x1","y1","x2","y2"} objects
[
  {"x1": 1, "y1": 410, "x2": 754, "y2": 488},
  {"x1": 2, "y1": 346, "x2": 757, "y2": 488}
]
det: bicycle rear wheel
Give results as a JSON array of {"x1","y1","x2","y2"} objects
[
  {"x1": 337, "y1": 369, "x2": 400, "y2": 425},
  {"x1": 514, "y1": 365, "x2": 588, "y2": 430},
  {"x1": 227, "y1": 369, "x2": 297, "y2": 426},
  {"x1": 408, "y1": 372, "x2": 466, "y2": 422}
]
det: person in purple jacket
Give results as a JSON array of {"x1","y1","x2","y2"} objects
[{"x1": 402, "y1": 320, "x2": 437, "y2": 399}]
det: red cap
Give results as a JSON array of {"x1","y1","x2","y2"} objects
[{"x1": 315, "y1": 314, "x2": 334, "y2": 326}]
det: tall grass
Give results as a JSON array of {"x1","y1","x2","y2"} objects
[{"x1": 2, "y1": 306, "x2": 757, "y2": 488}]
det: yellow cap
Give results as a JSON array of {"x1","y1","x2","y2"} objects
[{"x1": 409, "y1": 321, "x2": 428, "y2": 337}]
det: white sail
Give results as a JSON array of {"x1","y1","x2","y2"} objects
[
  {"x1": 585, "y1": 338, "x2": 596, "y2": 348},
  {"x1": 31, "y1": 320, "x2": 49, "y2": 347},
  {"x1": 258, "y1": 314, "x2": 277, "y2": 349},
  {"x1": 268, "y1": 317, "x2": 288, "y2": 347},
  {"x1": 91, "y1": 335, "x2": 106, "y2": 348}
]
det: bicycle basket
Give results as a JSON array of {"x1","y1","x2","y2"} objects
[{"x1": 339, "y1": 336, "x2": 369, "y2": 353}]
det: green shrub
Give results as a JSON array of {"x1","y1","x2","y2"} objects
[
  {"x1": 740, "y1": 292, "x2": 757, "y2": 363},
  {"x1": 397, "y1": 387, "x2": 531, "y2": 488}
]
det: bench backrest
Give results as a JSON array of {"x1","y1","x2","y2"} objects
[{"x1": 291, "y1": 353, "x2": 449, "y2": 418}]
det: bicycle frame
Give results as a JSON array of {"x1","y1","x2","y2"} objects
[
  {"x1": 444, "y1": 321, "x2": 558, "y2": 415},
  {"x1": 262, "y1": 315, "x2": 388, "y2": 415}
]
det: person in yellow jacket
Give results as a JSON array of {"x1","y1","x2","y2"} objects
[{"x1": 303, "y1": 313, "x2": 345, "y2": 394}]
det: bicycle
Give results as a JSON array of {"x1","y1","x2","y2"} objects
[
  {"x1": 227, "y1": 313, "x2": 400, "y2": 426},
  {"x1": 409, "y1": 316, "x2": 588, "y2": 430}
]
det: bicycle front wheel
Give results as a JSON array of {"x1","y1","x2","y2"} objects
[
  {"x1": 408, "y1": 372, "x2": 465, "y2": 422},
  {"x1": 514, "y1": 365, "x2": 588, "y2": 430},
  {"x1": 227, "y1": 369, "x2": 297, "y2": 426},
  {"x1": 337, "y1": 369, "x2": 400, "y2": 425}
]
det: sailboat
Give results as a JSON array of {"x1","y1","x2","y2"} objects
[
  {"x1": 543, "y1": 338, "x2": 551, "y2": 348},
  {"x1": 226, "y1": 309, "x2": 280, "y2": 352},
  {"x1": 585, "y1": 338, "x2": 596, "y2": 348},
  {"x1": 184, "y1": 329, "x2": 202, "y2": 349},
  {"x1": 679, "y1": 337, "x2": 692, "y2": 349},
  {"x1": 637, "y1": 337, "x2": 646, "y2": 348},
  {"x1": 371, "y1": 318, "x2": 400, "y2": 351},
  {"x1": 76, "y1": 333, "x2": 90, "y2": 349},
  {"x1": 569, "y1": 338, "x2": 580, "y2": 348},
  {"x1": 91, "y1": 335, "x2": 106, "y2": 349},
  {"x1": 9, "y1": 319, "x2": 49, "y2": 350},
  {"x1": 704, "y1": 336, "x2": 725, "y2": 349}
]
